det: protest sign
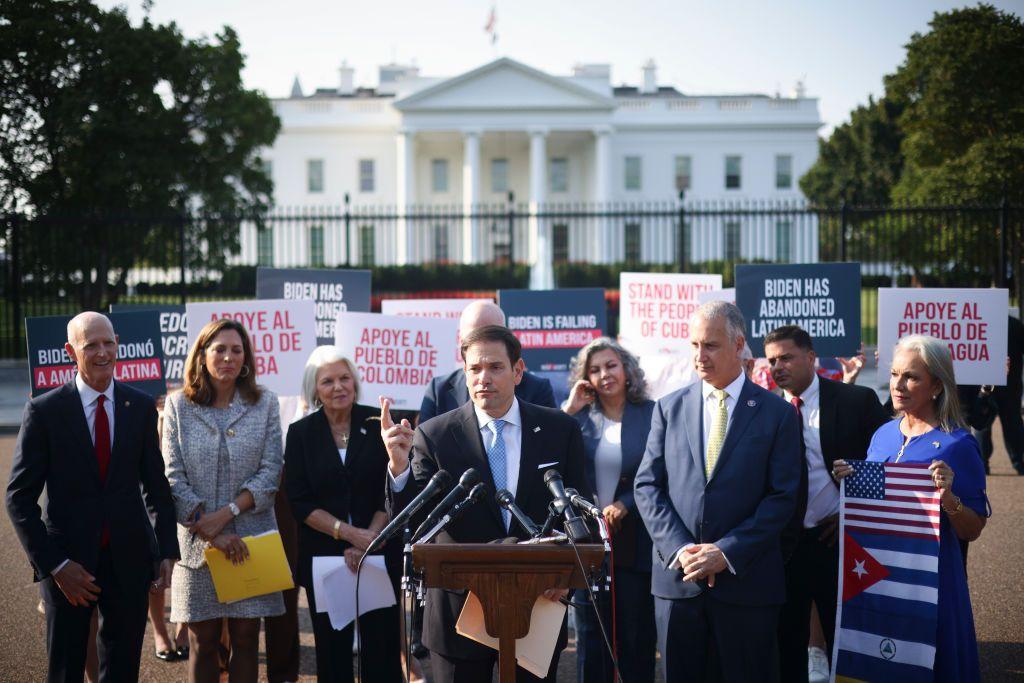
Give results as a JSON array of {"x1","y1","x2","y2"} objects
[
  {"x1": 381, "y1": 298, "x2": 490, "y2": 370},
  {"x1": 736, "y1": 263, "x2": 861, "y2": 357},
  {"x1": 334, "y1": 312, "x2": 455, "y2": 409},
  {"x1": 256, "y1": 267, "x2": 371, "y2": 346},
  {"x1": 877, "y1": 288, "x2": 1008, "y2": 385},
  {"x1": 498, "y1": 289, "x2": 607, "y2": 372},
  {"x1": 186, "y1": 299, "x2": 317, "y2": 396},
  {"x1": 619, "y1": 273, "x2": 722, "y2": 352},
  {"x1": 111, "y1": 304, "x2": 187, "y2": 390},
  {"x1": 27, "y1": 310, "x2": 166, "y2": 398}
]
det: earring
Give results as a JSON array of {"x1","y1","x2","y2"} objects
[
  {"x1": 239, "y1": 365, "x2": 251, "y2": 378},
  {"x1": 932, "y1": 394, "x2": 938, "y2": 400}
]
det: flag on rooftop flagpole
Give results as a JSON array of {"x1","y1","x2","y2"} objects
[
  {"x1": 832, "y1": 461, "x2": 941, "y2": 683},
  {"x1": 484, "y1": 6, "x2": 497, "y2": 45}
]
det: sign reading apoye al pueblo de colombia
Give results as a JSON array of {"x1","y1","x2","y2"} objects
[
  {"x1": 256, "y1": 267, "x2": 371, "y2": 346},
  {"x1": 736, "y1": 262, "x2": 861, "y2": 357},
  {"x1": 27, "y1": 310, "x2": 166, "y2": 398},
  {"x1": 877, "y1": 288, "x2": 1009, "y2": 386}
]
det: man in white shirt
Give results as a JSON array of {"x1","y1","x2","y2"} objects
[
  {"x1": 381, "y1": 324, "x2": 589, "y2": 682},
  {"x1": 765, "y1": 324, "x2": 889, "y2": 683},
  {"x1": 6, "y1": 312, "x2": 177, "y2": 682}
]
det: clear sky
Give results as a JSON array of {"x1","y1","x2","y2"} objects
[{"x1": 97, "y1": 0, "x2": 1022, "y2": 136}]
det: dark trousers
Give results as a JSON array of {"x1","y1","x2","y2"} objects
[
  {"x1": 655, "y1": 593, "x2": 779, "y2": 683},
  {"x1": 778, "y1": 526, "x2": 840, "y2": 683},
  {"x1": 429, "y1": 648, "x2": 559, "y2": 683},
  {"x1": 264, "y1": 485, "x2": 301, "y2": 682},
  {"x1": 41, "y1": 549, "x2": 149, "y2": 683},
  {"x1": 981, "y1": 384, "x2": 1024, "y2": 469},
  {"x1": 307, "y1": 587, "x2": 403, "y2": 683},
  {"x1": 575, "y1": 568, "x2": 656, "y2": 683}
]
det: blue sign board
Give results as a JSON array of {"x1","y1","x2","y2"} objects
[{"x1": 256, "y1": 267, "x2": 371, "y2": 346}]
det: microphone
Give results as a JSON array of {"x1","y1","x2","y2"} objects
[
  {"x1": 543, "y1": 470, "x2": 591, "y2": 542},
  {"x1": 368, "y1": 470, "x2": 451, "y2": 553},
  {"x1": 412, "y1": 469, "x2": 481, "y2": 542},
  {"x1": 495, "y1": 489, "x2": 542, "y2": 537},
  {"x1": 564, "y1": 487, "x2": 602, "y2": 520},
  {"x1": 418, "y1": 483, "x2": 488, "y2": 545}
]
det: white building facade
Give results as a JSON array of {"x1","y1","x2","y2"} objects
[{"x1": 253, "y1": 58, "x2": 823, "y2": 271}]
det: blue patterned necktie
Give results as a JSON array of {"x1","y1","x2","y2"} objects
[{"x1": 486, "y1": 419, "x2": 509, "y2": 528}]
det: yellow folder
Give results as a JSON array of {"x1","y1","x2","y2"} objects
[{"x1": 204, "y1": 530, "x2": 295, "y2": 604}]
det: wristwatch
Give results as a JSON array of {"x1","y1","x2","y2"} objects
[{"x1": 228, "y1": 502, "x2": 241, "y2": 517}]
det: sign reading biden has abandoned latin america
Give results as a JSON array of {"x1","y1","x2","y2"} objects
[{"x1": 736, "y1": 262, "x2": 861, "y2": 357}]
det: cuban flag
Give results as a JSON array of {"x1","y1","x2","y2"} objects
[{"x1": 832, "y1": 461, "x2": 941, "y2": 683}]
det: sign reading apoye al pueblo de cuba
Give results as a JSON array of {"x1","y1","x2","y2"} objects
[{"x1": 736, "y1": 262, "x2": 861, "y2": 357}]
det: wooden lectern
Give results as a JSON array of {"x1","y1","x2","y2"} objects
[{"x1": 412, "y1": 542, "x2": 604, "y2": 683}]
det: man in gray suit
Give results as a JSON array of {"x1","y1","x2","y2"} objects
[{"x1": 634, "y1": 301, "x2": 801, "y2": 682}]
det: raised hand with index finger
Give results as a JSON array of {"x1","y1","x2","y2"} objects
[{"x1": 380, "y1": 396, "x2": 415, "y2": 477}]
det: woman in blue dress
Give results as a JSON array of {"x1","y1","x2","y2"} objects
[{"x1": 833, "y1": 335, "x2": 990, "y2": 683}]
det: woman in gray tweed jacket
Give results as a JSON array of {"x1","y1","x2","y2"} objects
[{"x1": 162, "y1": 318, "x2": 284, "y2": 683}]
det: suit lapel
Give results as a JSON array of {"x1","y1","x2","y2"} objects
[
  {"x1": 514, "y1": 402, "x2": 542, "y2": 516},
  {"x1": 620, "y1": 401, "x2": 644, "y2": 474},
  {"x1": 818, "y1": 378, "x2": 838, "y2": 468},
  {"x1": 64, "y1": 383, "x2": 101, "y2": 483},
  {"x1": 343, "y1": 405, "x2": 371, "y2": 473},
  {"x1": 450, "y1": 369, "x2": 470, "y2": 408},
  {"x1": 710, "y1": 380, "x2": 762, "y2": 481},
  {"x1": 684, "y1": 385, "x2": 705, "y2": 478},
  {"x1": 450, "y1": 402, "x2": 504, "y2": 530},
  {"x1": 109, "y1": 382, "x2": 130, "y2": 481},
  {"x1": 311, "y1": 409, "x2": 347, "y2": 477}
]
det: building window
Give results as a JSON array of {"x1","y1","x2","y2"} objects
[
  {"x1": 431, "y1": 159, "x2": 449, "y2": 193},
  {"x1": 674, "y1": 155, "x2": 691, "y2": 192},
  {"x1": 257, "y1": 227, "x2": 273, "y2": 266},
  {"x1": 725, "y1": 155, "x2": 741, "y2": 190},
  {"x1": 624, "y1": 156, "x2": 642, "y2": 191},
  {"x1": 359, "y1": 159, "x2": 375, "y2": 193},
  {"x1": 433, "y1": 224, "x2": 449, "y2": 262},
  {"x1": 309, "y1": 225, "x2": 324, "y2": 267},
  {"x1": 553, "y1": 224, "x2": 569, "y2": 263},
  {"x1": 775, "y1": 221, "x2": 793, "y2": 262},
  {"x1": 775, "y1": 155, "x2": 793, "y2": 189},
  {"x1": 359, "y1": 224, "x2": 375, "y2": 265},
  {"x1": 307, "y1": 159, "x2": 324, "y2": 193},
  {"x1": 625, "y1": 222, "x2": 641, "y2": 262},
  {"x1": 491, "y1": 159, "x2": 509, "y2": 193},
  {"x1": 550, "y1": 158, "x2": 568, "y2": 194},
  {"x1": 725, "y1": 221, "x2": 741, "y2": 260}
]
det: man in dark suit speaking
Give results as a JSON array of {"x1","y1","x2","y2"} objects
[
  {"x1": 6, "y1": 312, "x2": 178, "y2": 682},
  {"x1": 634, "y1": 301, "x2": 801, "y2": 682},
  {"x1": 764, "y1": 324, "x2": 889, "y2": 682},
  {"x1": 418, "y1": 301, "x2": 555, "y2": 422},
  {"x1": 382, "y1": 324, "x2": 589, "y2": 682}
]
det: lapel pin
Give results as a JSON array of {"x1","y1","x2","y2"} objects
[
  {"x1": 932, "y1": 441, "x2": 941, "y2": 449},
  {"x1": 360, "y1": 427, "x2": 367, "y2": 435},
  {"x1": 533, "y1": 426, "x2": 541, "y2": 433},
  {"x1": 124, "y1": 400, "x2": 130, "y2": 407},
  {"x1": 747, "y1": 400, "x2": 756, "y2": 407}
]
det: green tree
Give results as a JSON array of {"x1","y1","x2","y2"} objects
[{"x1": 0, "y1": 0, "x2": 280, "y2": 309}]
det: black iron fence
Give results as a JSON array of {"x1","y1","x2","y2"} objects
[{"x1": 1, "y1": 199, "x2": 1021, "y2": 358}]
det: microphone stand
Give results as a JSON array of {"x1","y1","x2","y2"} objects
[{"x1": 400, "y1": 523, "x2": 419, "y2": 683}]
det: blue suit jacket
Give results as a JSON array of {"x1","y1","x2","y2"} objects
[
  {"x1": 418, "y1": 368, "x2": 556, "y2": 422},
  {"x1": 574, "y1": 400, "x2": 655, "y2": 571},
  {"x1": 634, "y1": 377, "x2": 801, "y2": 606}
]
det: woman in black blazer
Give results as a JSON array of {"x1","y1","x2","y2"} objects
[
  {"x1": 564, "y1": 338, "x2": 657, "y2": 683},
  {"x1": 284, "y1": 346, "x2": 402, "y2": 683}
]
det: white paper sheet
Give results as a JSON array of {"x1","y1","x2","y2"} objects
[
  {"x1": 455, "y1": 591, "x2": 566, "y2": 678},
  {"x1": 311, "y1": 555, "x2": 397, "y2": 631}
]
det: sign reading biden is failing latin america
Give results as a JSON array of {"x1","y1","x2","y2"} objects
[{"x1": 736, "y1": 262, "x2": 861, "y2": 357}]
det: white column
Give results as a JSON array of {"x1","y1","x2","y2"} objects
[
  {"x1": 593, "y1": 125, "x2": 613, "y2": 263},
  {"x1": 395, "y1": 128, "x2": 415, "y2": 265},
  {"x1": 461, "y1": 129, "x2": 481, "y2": 264},
  {"x1": 528, "y1": 127, "x2": 552, "y2": 289}
]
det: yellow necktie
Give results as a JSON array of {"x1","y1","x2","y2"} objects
[{"x1": 705, "y1": 389, "x2": 728, "y2": 479}]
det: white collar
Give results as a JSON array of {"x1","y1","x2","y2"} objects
[
  {"x1": 474, "y1": 396, "x2": 522, "y2": 431},
  {"x1": 784, "y1": 373, "x2": 820, "y2": 404},
  {"x1": 701, "y1": 370, "x2": 746, "y2": 402},
  {"x1": 76, "y1": 374, "x2": 114, "y2": 406}
]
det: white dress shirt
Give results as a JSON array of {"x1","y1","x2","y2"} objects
[
  {"x1": 783, "y1": 374, "x2": 840, "y2": 528},
  {"x1": 390, "y1": 399, "x2": 524, "y2": 531},
  {"x1": 593, "y1": 418, "x2": 623, "y2": 509},
  {"x1": 54, "y1": 376, "x2": 115, "y2": 575},
  {"x1": 671, "y1": 370, "x2": 746, "y2": 574}
]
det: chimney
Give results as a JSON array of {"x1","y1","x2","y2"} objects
[
  {"x1": 290, "y1": 75, "x2": 303, "y2": 98},
  {"x1": 640, "y1": 59, "x2": 657, "y2": 94},
  {"x1": 339, "y1": 61, "x2": 355, "y2": 95}
]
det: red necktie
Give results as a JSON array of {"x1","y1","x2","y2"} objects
[
  {"x1": 790, "y1": 395, "x2": 803, "y2": 419},
  {"x1": 95, "y1": 394, "x2": 111, "y2": 547}
]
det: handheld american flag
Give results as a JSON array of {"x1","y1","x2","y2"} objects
[{"x1": 832, "y1": 461, "x2": 941, "y2": 683}]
